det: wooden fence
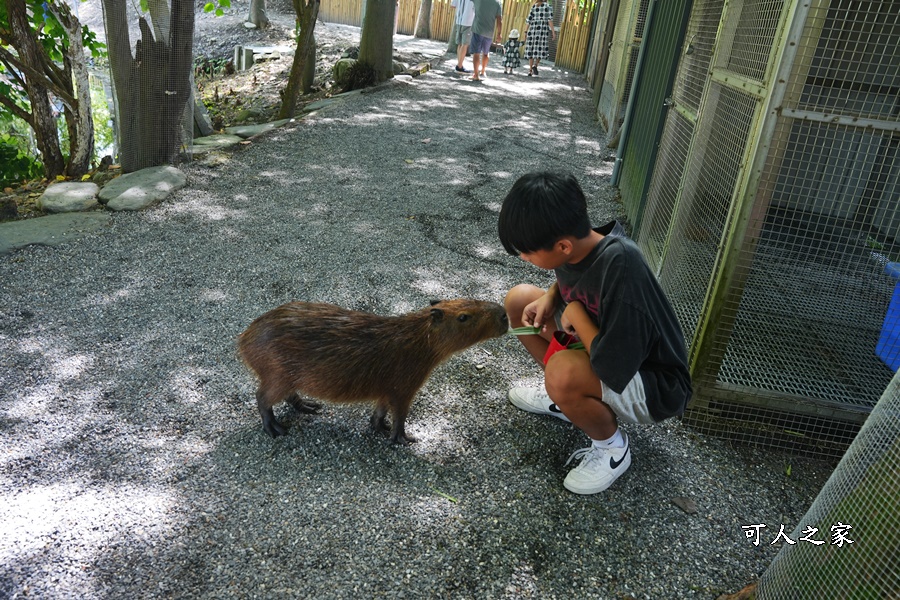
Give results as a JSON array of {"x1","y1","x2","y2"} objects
[
  {"x1": 555, "y1": 1, "x2": 594, "y2": 72},
  {"x1": 319, "y1": 0, "x2": 593, "y2": 72},
  {"x1": 319, "y1": 0, "x2": 362, "y2": 27}
]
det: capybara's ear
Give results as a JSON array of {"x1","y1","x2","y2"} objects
[
  {"x1": 430, "y1": 308, "x2": 444, "y2": 321},
  {"x1": 430, "y1": 299, "x2": 442, "y2": 306}
]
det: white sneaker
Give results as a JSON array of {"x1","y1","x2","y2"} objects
[
  {"x1": 563, "y1": 433, "x2": 631, "y2": 494},
  {"x1": 507, "y1": 388, "x2": 571, "y2": 422}
]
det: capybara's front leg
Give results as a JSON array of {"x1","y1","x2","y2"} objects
[
  {"x1": 259, "y1": 405, "x2": 288, "y2": 438},
  {"x1": 257, "y1": 388, "x2": 288, "y2": 438}
]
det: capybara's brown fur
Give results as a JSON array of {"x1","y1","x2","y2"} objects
[{"x1": 238, "y1": 299, "x2": 509, "y2": 443}]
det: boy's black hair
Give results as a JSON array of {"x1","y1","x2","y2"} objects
[{"x1": 498, "y1": 171, "x2": 592, "y2": 256}]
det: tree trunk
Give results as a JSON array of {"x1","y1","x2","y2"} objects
[
  {"x1": 6, "y1": 0, "x2": 65, "y2": 178},
  {"x1": 414, "y1": 0, "x2": 432, "y2": 39},
  {"x1": 47, "y1": 1, "x2": 95, "y2": 177},
  {"x1": 147, "y1": 0, "x2": 172, "y2": 40},
  {"x1": 359, "y1": 0, "x2": 396, "y2": 83},
  {"x1": 302, "y1": 33, "x2": 316, "y2": 94},
  {"x1": 278, "y1": 0, "x2": 320, "y2": 119},
  {"x1": 248, "y1": 0, "x2": 271, "y2": 29},
  {"x1": 103, "y1": 0, "x2": 195, "y2": 172}
]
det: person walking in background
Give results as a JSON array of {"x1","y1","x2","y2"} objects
[
  {"x1": 470, "y1": 0, "x2": 502, "y2": 81},
  {"x1": 451, "y1": 0, "x2": 475, "y2": 73},
  {"x1": 502, "y1": 29, "x2": 523, "y2": 74},
  {"x1": 523, "y1": 0, "x2": 554, "y2": 76}
]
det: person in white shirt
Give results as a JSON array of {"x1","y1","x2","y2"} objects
[{"x1": 451, "y1": 0, "x2": 476, "y2": 73}]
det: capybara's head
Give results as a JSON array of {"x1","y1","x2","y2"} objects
[{"x1": 425, "y1": 299, "x2": 509, "y2": 357}]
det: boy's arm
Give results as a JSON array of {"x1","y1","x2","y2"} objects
[{"x1": 562, "y1": 301, "x2": 599, "y2": 349}]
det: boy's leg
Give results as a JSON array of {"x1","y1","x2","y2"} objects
[
  {"x1": 456, "y1": 44, "x2": 469, "y2": 69},
  {"x1": 472, "y1": 53, "x2": 482, "y2": 79},
  {"x1": 506, "y1": 284, "x2": 629, "y2": 493},
  {"x1": 544, "y1": 350, "x2": 617, "y2": 440},
  {"x1": 545, "y1": 351, "x2": 631, "y2": 494}
]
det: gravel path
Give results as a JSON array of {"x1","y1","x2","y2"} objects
[{"x1": 0, "y1": 39, "x2": 834, "y2": 599}]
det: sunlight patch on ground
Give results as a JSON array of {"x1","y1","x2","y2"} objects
[
  {"x1": 575, "y1": 137, "x2": 602, "y2": 152},
  {"x1": 49, "y1": 353, "x2": 94, "y2": 381},
  {"x1": 150, "y1": 193, "x2": 247, "y2": 222},
  {"x1": 386, "y1": 96, "x2": 460, "y2": 113},
  {"x1": 586, "y1": 163, "x2": 615, "y2": 177},
  {"x1": 0, "y1": 482, "x2": 175, "y2": 594},
  {"x1": 170, "y1": 366, "x2": 217, "y2": 405},
  {"x1": 87, "y1": 277, "x2": 154, "y2": 307},
  {"x1": 350, "y1": 111, "x2": 403, "y2": 124},
  {"x1": 488, "y1": 171, "x2": 518, "y2": 184},
  {"x1": 258, "y1": 170, "x2": 293, "y2": 180},
  {"x1": 12, "y1": 336, "x2": 94, "y2": 382},
  {"x1": 473, "y1": 242, "x2": 501, "y2": 260},
  {"x1": 7, "y1": 382, "x2": 63, "y2": 417},
  {"x1": 411, "y1": 272, "x2": 453, "y2": 298},
  {"x1": 352, "y1": 221, "x2": 384, "y2": 236},
  {"x1": 199, "y1": 288, "x2": 228, "y2": 302}
]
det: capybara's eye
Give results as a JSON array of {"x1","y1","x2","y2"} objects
[{"x1": 457, "y1": 314, "x2": 470, "y2": 322}]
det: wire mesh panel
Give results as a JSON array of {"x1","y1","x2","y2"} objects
[
  {"x1": 756, "y1": 370, "x2": 900, "y2": 599},
  {"x1": 671, "y1": 0, "x2": 724, "y2": 114},
  {"x1": 668, "y1": 82, "x2": 759, "y2": 364},
  {"x1": 639, "y1": 0, "x2": 899, "y2": 457},
  {"x1": 637, "y1": 0, "x2": 724, "y2": 274},
  {"x1": 703, "y1": 0, "x2": 898, "y2": 455},
  {"x1": 598, "y1": 0, "x2": 649, "y2": 134}
]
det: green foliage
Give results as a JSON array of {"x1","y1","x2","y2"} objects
[
  {"x1": 202, "y1": 0, "x2": 232, "y2": 18},
  {"x1": 0, "y1": 0, "x2": 107, "y2": 175},
  {"x1": 0, "y1": 133, "x2": 43, "y2": 188}
]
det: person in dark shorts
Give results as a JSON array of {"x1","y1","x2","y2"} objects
[{"x1": 470, "y1": 0, "x2": 502, "y2": 81}]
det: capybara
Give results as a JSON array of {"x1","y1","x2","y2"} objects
[{"x1": 238, "y1": 299, "x2": 509, "y2": 443}]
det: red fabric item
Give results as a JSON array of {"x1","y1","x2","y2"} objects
[{"x1": 543, "y1": 331, "x2": 583, "y2": 365}]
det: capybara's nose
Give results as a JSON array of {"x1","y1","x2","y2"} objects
[{"x1": 501, "y1": 313, "x2": 509, "y2": 326}]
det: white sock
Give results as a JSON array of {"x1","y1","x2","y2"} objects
[{"x1": 592, "y1": 429, "x2": 625, "y2": 449}]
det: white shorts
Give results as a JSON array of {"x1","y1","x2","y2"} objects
[{"x1": 601, "y1": 373, "x2": 655, "y2": 424}]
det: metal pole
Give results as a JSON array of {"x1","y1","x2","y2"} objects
[{"x1": 610, "y1": 0, "x2": 657, "y2": 186}]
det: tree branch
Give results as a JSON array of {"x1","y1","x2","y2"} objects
[
  {"x1": 0, "y1": 91, "x2": 33, "y2": 125},
  {"x1": 0, "y1": 46, "x2": 77, "y2": 109}
]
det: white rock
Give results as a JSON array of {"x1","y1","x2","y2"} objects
[
  {"x1": 39, "y1": 182, "x2": 100, "y2": 213},
  {"x1": 99, "y1": 165, "x2": 187, "y2": 211}
]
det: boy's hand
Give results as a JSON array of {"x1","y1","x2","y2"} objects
[{"x1": 522, "y1": 290, "x2": 557, "y2": 330}]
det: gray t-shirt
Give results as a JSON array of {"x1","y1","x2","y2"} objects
[
  {"x1": 471, "y1": 0, "x2": 502, "y2": 38},
  {"x1": 555, "y1": 221, "x2": 692, "y2": 422}
]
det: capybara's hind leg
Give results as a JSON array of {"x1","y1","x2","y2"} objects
[
  {"x1": 388, "y1": 396, "x2": 417, "y2": 445},
  {"x1": 257, "y1": 388, "x2": 288, "y2": 438},
  {"x1": 287, "y1": 393, "x2": 322, "y2": 414},
  {"x1": 370, "y1": 401, "x2": 390, "y2": 434}
]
